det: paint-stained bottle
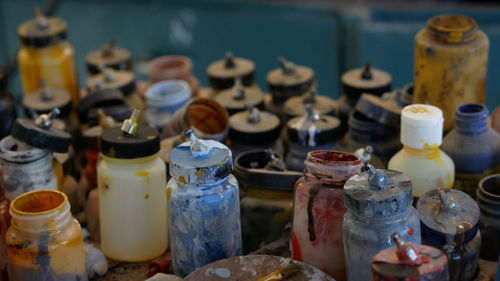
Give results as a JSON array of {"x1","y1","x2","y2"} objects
[
  {"x1": 414, "y1": 14, "x2": 489, "y2": 132},
  {"x1": 98, "y1": 110, "x2": 167, "y2": 262},
  {"x1": 17, "y1": 9, "x2": 78, "y2": 105},
  {"x1": 388, "y1": 104, "x2": 454, "y2": 199},
  {"x1": 167, "y1": 130, "x2": 242, "y2": 277},
  {"x1": 343, "y1": 165, "x2": 421, "y2": 281},
  {"x1": 442, "y1": 103, "x2": 500, "y2": 198},
  {"x1": 291, "y1": 150, "x2": 362, "y2": 281},
  {"x1": 6, "y1": 190, "x2": 87, "y2": 281}
]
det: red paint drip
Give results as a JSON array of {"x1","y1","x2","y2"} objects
[
  {"x1": 407, "y1": 228, "x2": 414, "y2": 236},
  {"x1": 291, "y1": 232, "x2": 303, "y2": 262}
]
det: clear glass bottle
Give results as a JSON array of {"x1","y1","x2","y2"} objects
[
  {"x1": 98, "y1": 111, "x2": 167, "y2": 261},
  {"x1": 6, "y1": 190, "x2": 86, "y2": 281},
  {"x1": 291, "y1": 150, "x2": 362, "y2": 281},
  {"x1": 477, "y1": 174, "x2": 500, "y2": 261},
  {"x1": 442, "y1": 103, "x2": 500, "y2": 198},
  {"x1": 414, "y1": 14, "x2": 489, "y2": 132},
  {"x1": 167, "y1": 131, "x2": 242, "y2": 277},
  {"x1": 343, "y1": 165, "x2": 421, "y2": 281},
  {"x1": 388, "y1": 104, "x2": 454, "y2": 198},
  {"x1": 17, "y1": 9, "x2": 78, "y2": 105}
]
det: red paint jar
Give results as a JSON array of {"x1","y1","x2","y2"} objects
[{"x1": 291, "y1": 151, "x2": 362, "y2": 281}]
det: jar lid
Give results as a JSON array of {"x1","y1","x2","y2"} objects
[
  {"x1": 207, "y1": 52, "x2": 256, "y2": 90},
  {"x1": 11, "y1": 109, "x2": 71, "y2": 153},
  {"x1": 23, "y1": 82, "x2": 72, "y2": 118},
  {"x1": 401, "y1": 104, "x2": 444, "y2": 149},
  {"x1": 283, "y1": 90, "x2": 338, "y2": 119},
  {"x1": 86, "y1": 39, "x2": 132, "y2": 75},
  {"x1": 77, "y1": 89, "x2": 126, "y2": 123},
  {"x1": 417, "y1": 188, "x2": 479, "y2": 245},
  {"x1": 344, "y1": 165, "x2": 413, "y2": 218},
  {"x1": 101, "y1": 110, "x2": 160, "y2": 159},
  {"x1": 229, "y1": 107, "x2": 281, "y2": 145},
  {"x1": 355, "y1": 92, "x2": 401, "y2": 129},
  {"x1": 234, "y1": 149, "x2": 302, "y2": 191},
  {"x1": 215, "y1": 79, "x2": 264, "y2": 115},
  {"x1": 169, "y1": 130, "x2": 232, "y2": 184},
  {"x1": 18, "y1": 9, "x2": 67, "y2": 48},
  {"x1": 341, "y1": 63, "x2": 392, "y2": 100},
  {"x1": 86, "y1": 68, "x2": 136, "y2": 97},
  {"x1": 267, "y1": 57, "x2": 314, "y2": 103},
  {"x1": 287, "y1": 104, "x2": 341, "y2": 147},
  {"x1": 145, "y1": 80, "x2": 191, "y2": 109}
]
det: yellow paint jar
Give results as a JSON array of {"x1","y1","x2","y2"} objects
[
  {"x1": 414, "y1": 14, "x2": 489, "y2": 132},
  {"x1": 6, "y1": 190, "x2": 86, "y2": 281}
]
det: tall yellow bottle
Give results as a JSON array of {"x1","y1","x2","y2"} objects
[{"x1": 414, "y1": 14, "x2": 488, "y2": 132}]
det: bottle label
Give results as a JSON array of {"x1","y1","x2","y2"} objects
[{"x1": 454, "y1": 165, "x2": 500, "y2": 197}]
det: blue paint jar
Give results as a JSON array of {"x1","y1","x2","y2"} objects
[
  {"x1": 167, "y1": 131, "x2": 242, "y2": 277},
  {"x1": 417, "y1": 188, "x2": 480, "y2": 281},
  {"x1": 442, "y1": 103, "x2": 500, "y2": 198}
]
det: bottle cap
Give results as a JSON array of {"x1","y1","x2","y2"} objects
[
  {"x1": 207, "y1": 52, "x2": 255, "y2": 90},
  {"x1": 77, "y1": 88, "x2": 126, "y2": 123},
  {"x1": 86, "y1": 68, "x2": 136, "y2": 97},
  {"x1": 283, "y1": 89, "x2": 338, "y2": 119},
  {"x1": 86, "y1": 39, "x2": 133, "y2": 74},
  {"x1": 401, "y1": 104, "x2": 444, "y2": 149},
  {"x1": 215, "y1": 78, "x2": 264, "y2": 115},
  {"x1": 23, "y1": 81, "x2": 72, "y2": 118},
  {"x1": 169, "y1": 130, "x2": 232, "y2": 185},
  {"x1": 18, "y1": 9, "x2": 67, "y2": 48},
  {"x1": 229, "y1": 107, "x2": 281, "y2": 145},
  {"x1": 341, "y1": 63, "x2": 392, "y2": 100},
  {"x1": 355, "y1": 92, "x2": 401, "y2": 129},
  {"x1": 267, "y1": 57, "x2": 314, "y2": 103}
]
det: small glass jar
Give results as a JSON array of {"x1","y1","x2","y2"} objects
[
  {"x1": 477, "y1": 174, "x2": 500, "y2": 261},
  {"x1": 98, "y1": 113, "x2": 167, "y2": 262},
  {"x1": 17, "y1": 10, "x2": 78, "y2": 105},
  {"x1": 291, "y1": 151, "x2": 362, "y2": 281},
  {"x1": 150, "y1": 55, "x2": 200, "y2": 96},
  {"x1": 167, "y1": 131, "x2": 241, "y2": 277},
  {"x1": 343, "y1": 166, "x2": 421, "y2": 281},
  {"x1": 6, "y1": 190, "x2": 86, "y2": 281}
]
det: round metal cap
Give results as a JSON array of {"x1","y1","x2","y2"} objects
[
  {"x1": 341, "y1": 63, "x2": 392, "y2": 100},
  {"x1": 23, "y1": 88, "x2": 72, "y2": 118},
  {"x1": 86, "y1": 41, "x2": 132, "y2": 74},
  {"x1": 283, "y1": 92, "x2": 338, "y2": 119},
  {"x1": 11, "y1": 118, "x2": 71, "y2": 153},
  {"x1": 267, "y1": 58, "x2": 314, "y2": 103},
  {"x1": 77, "y1": 89, "x2": 126, "y2": 123},
  {"x1": 86, "y1": 70, "x2": 136, "y2": 97},
  {"x1": 355, "y1": 93, "x2": 401, "y2": 129},
  {"x1": 287, "y1": 112, "x2": 342, "y2": 147},
  {"x1": 229, "y1": 109, "x2": 281, "y2": 145},
  {"x1": 101, "y1": 125, "x2": 160, "y2": 159},
  {"x1": 18, "y1": 10, "x2": 67, "y2": 48},
  {"x1": 207, "y1": 52, "x2": 255, "y2": 90},
  {"x1": 215, "y1": 86, "x2": 264, "y2": 115}
]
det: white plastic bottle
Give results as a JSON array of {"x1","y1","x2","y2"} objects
[{"x1": 388, "y1": 104, "x2": 454, "y2": 198}]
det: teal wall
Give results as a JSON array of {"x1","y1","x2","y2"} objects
[{"x1": 1, "y1": 1, "x2": 500, "y2": 112}]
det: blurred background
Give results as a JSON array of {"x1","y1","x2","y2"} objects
[{"x1": 2, "y1": 0, "x2": 500, "y2": 111}]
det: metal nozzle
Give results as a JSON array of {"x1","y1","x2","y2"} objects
[
  {"x1": 302, "y1": 89, "x2": 316, "y2": 105},
  {"x1": 367, "y1": 163, "x2": 390, "y2": 190},
  {"x1": 246, "y1": 106, "x2": 260, "y2": 124},
  {"x1": 186, "y1": 129, "x2": 210, "y2": 158},
  {"x1": 278, "y1": 57, "x2": 296, "y2": 75},
  {"x1": 232, "y1": 77, "x2": 245, "y2": 100},
  {"x1": 97, "y1": 109, "x2": 115, "y2": 130},
  {"x1": 101, "y1": 39, "x2": 116, "y2": 57},
  {"x1": 224, "y1": 51, "x2": 236, "y2": 68},
  {"x1": 438, "y1": 189, "x2": 458, "y2": 215},
  {"x1": 361, "y1": 62, "x2": 372, "y2": 80},
  {"x1": 40, "y1": 80, "x2": 53, "y2": 101},
  {"x1": 34, "y1": 8, "x2": 49, "y2": 29},
  {"x1": 35, "y1": 108, "x2": 60, "y2": 129},
  {"x1": 121, "y1": 109, "x2": 140, "y2": 136},
  {"x1": 264, "y1": 148, "x2": 285, "y2": 171},
  {"x1": 98, "y1": 64, "x2": 115, "y2": 82}
]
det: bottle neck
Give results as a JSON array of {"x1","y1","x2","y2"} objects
[
  {"x1": 403, "y1": 145, "x2": 442, "y2": 159},
  {"x1": 454, "y1": 104, "x2": 489, "y2": 136},
  {"x1": 304, "y1": 151, "x2": 362, "y2": 186},
  {"x1": 0, "y1": 135, "x2": 49, "y2": 164},
  {"x1": 427, "y1": 15, "x2": 477, "y2": 44},
  {"x1": 10, "y1": 190, "x2": 72, "y2": 234}
]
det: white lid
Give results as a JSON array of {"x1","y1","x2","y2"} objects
[{"x1": 401, "y1": 104, "x2": 444, "y2": 149}]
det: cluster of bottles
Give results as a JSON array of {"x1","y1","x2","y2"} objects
[{"x1": 0, "y1": 8, "x2": 499, "y2": 281}]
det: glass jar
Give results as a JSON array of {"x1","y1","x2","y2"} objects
[
  {"x1": 98, "y1": 112, "x2": 167, "y2": 261},
  {"x1": 414, "y1": 14, "x2": 488, "y2": 132},
  {"x1": 6, "y1": 190, "x2": 86, "y2": 281},
  {"x1": 343, "y1": 166, "x2": 421, "y2": 281},
  {"x1": 389, "y1": 105, "x2": 454, "y2": 198},
  {"x1": 86, "y1": 39, "x2": 132, "y2": 74},
  {"x1": 149, "y1": 55, "x2": 199, "y2": 96},
  {"x1": 291, "y1": 151, "x2": 362, "y2": 281},
  {"x1": 477, "y1": 174, "x2": 500, "y2": 261},
  {"x1": 0, "y1": 67, "x2": 16, "y2": 140},
  {"x1": 417, "y1": 189, "x2": 480, "y2": 281},
  {"x1": 167, "y1": 131, "x2": 241, "y2": 277},
  {"x1": 234, "y1": 149, "x2": 302, "y2": 254},
  {"x1": 442, "y1": 103, "x2": 500, "y2": 198},
  {"x1": 17, "y1": 10, "x2": 78, "y2": 105}
]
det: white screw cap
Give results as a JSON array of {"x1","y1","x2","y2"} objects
[{"x1": 401, "y1": 104, "x2": 444, "y2": 149}]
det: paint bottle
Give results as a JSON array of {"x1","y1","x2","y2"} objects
[
  {"x1": 343, "y1": 165, "x2": 421, "y2": 281},
  {"x1": 144, "y1": 80, "x2": 191, "y2": 131},
  {"x1": 86, "y1": 67, "x2": 145, "y2": 116},
  {"x1": 98, "y1": 110, "x2": 167, "y2": 261},
  {"x1": 371, "y1": 232, "x2": 449, "y2": 280},
  {"x1": 477, "y1": 174, "x2": 500, "y2": 261},
  {"x1": 291, "y1": 150, "x2": 362, "y2": 280},
  {"x1": 149, "y1": 55, "x2": 199, "y2": 96},
  {"x1": 207, "y1": 52, "x2": 256, "y2": 93},
  {"x1": 414, "y1": 14, "x2": 488, "y2": 132},
  {"x1": 417, "y1": 189, "x2": 480, "y2": 280},
  {"x1": 338, "y1": 110, "x2": 400, "y2": 166},
  {"x1": 286, "y1": 105, "x2": 342, "y2": 172},
  {"x1": 283, "y1": 89, "x2": 338, "y2": 120},
  {"x1": 215, "y1": 78, "x2": 265, "y2": 115},
  {"x1": 86, "y1": 39, "x2": 132, "y2": 74},
  {"x1": 388, "y1": 104, "x2": 454, "y2": 199},
  {"x1": 338, "y1": 63, "x2": 392, "y2": 131},
  {"x1": 228, "y1": 107, "x2": 282, "y2": 158},
  {"x1": 17, "y1": 9, "x2": 78, "y2": 105},
  {"x1": 442, "y1": 103, "x2": 500, "y2": 198},
  {"x1": 234, "y1": 149, "x2": 302, "y2": 253},
  {"x1": 6, "y1": 190, "x2": 86, "y2": 281},
  {"x1": 167, "y1": 130, "x2": 241, "y2": 277},
  {"x1": 0, "y1": 67, "x2": 16, "y2": 140},
  {"x1": 399, "y1": 83, "x2": 414, "y2": 107}
]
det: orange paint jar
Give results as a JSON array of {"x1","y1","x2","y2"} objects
[{"x1": 6, "y1": 190, "x2": 86, "y2": 281}]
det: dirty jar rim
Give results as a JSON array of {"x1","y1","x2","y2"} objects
[
  {"x1": 427, "y1": 14, "x2": 478, "y2": 43},
  {"x1": 306, "y1": 150, "x2": 362, "y2": 167},
  {"x1": 478, "y1": 174, "x2": 500, "y2": 201},
  {"x1": 10, "y1": 190, "x2": 68, "y2": 217},
  {"x1": 145, "y1": 80, "x2": 191, "y2": 108},
  {"x1": 149, "y1": 55, "x2": 192, "y2": 82}
]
